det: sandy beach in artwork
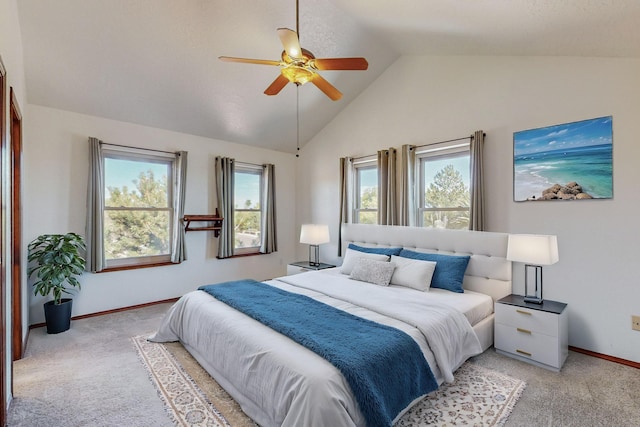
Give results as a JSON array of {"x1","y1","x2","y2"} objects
[
  {"x1": 514, "y1": 144, "x2": 612, "y2": 201},
  {"x1": 514, "y1": 116, "x2": 613, "y2": 201}
]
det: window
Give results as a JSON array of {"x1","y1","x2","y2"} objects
[
  {"x1": 418, "y1": 143, "x2": 470, "y2": 230},
  {"x1": 103, "y1": 148, "x2": 175, "y2": 268},
  {"x1": 234, "y1": 165, "x2": 263, "y2": 254},
  {"x1": 353, "y1": 158, "x2": 378, "y2": 224}
]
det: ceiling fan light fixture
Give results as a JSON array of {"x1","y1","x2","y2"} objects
[
  {"x1": 289, "y1": 47, "x2": 301, "y2": 58},
  {"x1": 281, "y1": 65, "x2": 314, "y2": 85},
  {"x1": 219, "y1": 0, "x2": 367, "y2": 100}
]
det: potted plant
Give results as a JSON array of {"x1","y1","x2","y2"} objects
[{"x1": 27, "y1": 233, "x2": 86, "y2": 334}]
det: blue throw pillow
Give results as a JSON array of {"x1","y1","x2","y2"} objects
[
  {"x1": 398, "y1": 249, "x2": 470, "y2": 293},
  {"x1": 348, "y1": 243, "x2": 403, "y2": 257}
]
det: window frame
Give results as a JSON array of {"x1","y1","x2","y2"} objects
[
  {"x1": 102, "y1": 147, "x2": 175, "y2": 269},
  {"x1": 417, "y1": 142, "x2": 471, "y2": 230},
  {"x1": 233, "y1": 163, "x2": 264, "y2": 255},
  {"x1": 352, "y1": 156, "x2": 378, "y2": 224}
]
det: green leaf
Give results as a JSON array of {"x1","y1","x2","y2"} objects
[{"x1": 27, "y1": 233, "x2": 86, "y2": 302}]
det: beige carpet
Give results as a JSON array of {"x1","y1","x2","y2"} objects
[
  {"x1": 11, "y1": 304, "x2": 640, "y2": 426},
  {"x1": 133, "y1": 335, "x2": 526, "y2": 426}
]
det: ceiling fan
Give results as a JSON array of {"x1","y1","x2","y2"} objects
[{"x1": 218, "y1": 0, "x2": 368, "y2": 101}]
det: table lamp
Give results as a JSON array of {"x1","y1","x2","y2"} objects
[
  {"x1": 300, "y1": 224, "x2": 330, "y2": 267},
  {"x1": 506, "y1": 234, "x2": 559, "y2": 304}
]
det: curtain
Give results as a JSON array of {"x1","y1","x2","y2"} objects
[
  {"x1": 377, "y1": 148, "x2": 397, "y2": 225},
  {"x1": 469, "y1": 130, "x2": 485, "y2": 231},
  {"x1": 260, "y1": 163, "x2": 277, "y2": 254},
  {"x1": 215, "y1": 156, "x2": 235, "y2": 258},
  {"x1": 86, "y1": 137, "x2": 105, "y2": 272},
  {"x1": 337, "y1": 157, "x2": 353, "y2": 256},
  {"x1": 170, "y1": 151, "x2": 188, "y2": 263},
  {"x1": 399, "y1": 144, "x2": 417, "y2": 227}
]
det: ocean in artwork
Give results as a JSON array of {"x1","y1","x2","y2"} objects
[{"x1": 513, "y1": 116, "x2": 613, "y2": 201}]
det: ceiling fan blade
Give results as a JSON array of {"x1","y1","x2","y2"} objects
[
  {"x1": 312, "y1": 57, "x2": 369, "y2": 71},
  {"x1": 264, "y1": 74, "x2": 290, "y2": 96},
  {"x1": 277, "y1": 28, "x2": 303, "y2": 59},
  {"x1": 311, "y1": 73, "x2": 343, "y2": 101},
  {"x1": 219, "y1": 56, "x2": 281, "y2": 66}
]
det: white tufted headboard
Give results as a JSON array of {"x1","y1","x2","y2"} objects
[{"x1": 341, "y1": 224, "x2": 512, "y2": 302}]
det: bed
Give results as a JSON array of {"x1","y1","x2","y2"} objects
[{"x1": 150, "y1": 224, "x2": 512, "y2": 426}]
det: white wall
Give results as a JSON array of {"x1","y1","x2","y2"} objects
[
  {"x1": 0, "y1": 0, "x2": 26, "y2": 100},
  {"x1": 298, "y1": 55, "x2": 640, "y2": 363},
  {"x1": 24, "y1": 105, "x2": 297, "y2": 324},
  {"x1": 0, "y1": 0, "x2": 27, "y2": 409}
]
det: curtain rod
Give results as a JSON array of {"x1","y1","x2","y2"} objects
[
  {"x1": 348, "y1": 132, "x2": 485, "y2": 161},
  {"x1": 101, "y1": 142, "x2": 177, "y2": 155},
  {"x1": 235, "y1": 160, "x2": 265, "y2": 169},
  {"x1": 350, "y1": 148, "x2": 396, "y2": 162},
  {"x1": 412, "y1": 134, "x2": 479, "y2": 152}
]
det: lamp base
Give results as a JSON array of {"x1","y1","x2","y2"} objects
[
  {"x1": 524, "y1": 264, "x2": 544, "y2": 305},
  {"x1": 308, "y1": 244, "x2": 320, "y2": 267}
]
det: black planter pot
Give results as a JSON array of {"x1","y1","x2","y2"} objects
[{"x1": 43, "y1": 298, "x2": 73, "y2": 334}]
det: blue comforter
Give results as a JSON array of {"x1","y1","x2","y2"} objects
[{"x1": 198, "y1": 279, "x2": 438, "y2": 427}]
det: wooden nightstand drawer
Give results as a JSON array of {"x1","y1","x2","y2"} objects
[
  {"x1": 494, "y1": 295, "x2": 568, "y2": 371},
  {"x1": 495, "y1": 303, "x2": 559, "y2": 337},
  {"x1": 495, "y1": 323, "x2": 561, "y2": 368}
]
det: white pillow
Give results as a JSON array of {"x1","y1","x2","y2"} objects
[
  {"x1": 390, "y1": 255, "x2": 437, "y2": 291},
  {"x1": 340, "y1": 248, "x2": 389, "y2": 274},
  {"x1": 350, "y1": 258, "x2": 396, "y2": 286}
]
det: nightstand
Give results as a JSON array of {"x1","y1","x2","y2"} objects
[
  {"x1": 286, "y1": 261, "x2": 336, "y2": 275},
  {"x1": 494, "y1": 294, "x2": 568, "y2": 371}
]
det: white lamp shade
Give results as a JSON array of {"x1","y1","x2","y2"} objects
[
  {"x1": 300, "y1": 224, "x2": 330, "y2": 245},
  {"x1": 507, "y1": 234, "x2": 559, "y2": 265}
]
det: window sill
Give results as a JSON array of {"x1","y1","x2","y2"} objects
[
  {"x1": 98, "y1": 261, "x2": 177, "y2": 273},
  {"x1": 217, "y1": 252, "x2": 268, "y2": 260}
]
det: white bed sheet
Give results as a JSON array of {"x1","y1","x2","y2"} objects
[
  {"x1": 319, "y1": 267, "x2": 494, "y2": 327},
  {"x1": 150, "y1": 270, "x2": 485, "y2": 427}
]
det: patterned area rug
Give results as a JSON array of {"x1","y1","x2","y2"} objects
[
  {"x1": 133, "y1": 334, "x2": 233, "y2": 427},
  {"x1": 133, "y1": 335, "x2": 526, "y2": 427}
]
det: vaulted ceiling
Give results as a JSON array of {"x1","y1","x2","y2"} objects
[{"x1": 16, "y1": 0, "x2": 640, "y2": 153}]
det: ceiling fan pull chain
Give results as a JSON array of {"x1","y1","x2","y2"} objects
[{"x1": 296, "y1": 85, "x2": 300, "y2": 158}]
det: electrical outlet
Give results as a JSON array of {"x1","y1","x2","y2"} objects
[{"x1": 633, "y1": 315, "x2": 640, "y2": 332}]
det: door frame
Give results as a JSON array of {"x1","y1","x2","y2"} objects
[
  {"x1": 0, "y1": 55, "x2": 8, "y2": 427},
  {"x1": 9, "y1": 88, "x2": 22, "y2": 365}
]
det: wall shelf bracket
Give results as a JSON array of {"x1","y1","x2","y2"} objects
[{"x1": 183, "y1": 209, "x2": 224, "y2": 237}]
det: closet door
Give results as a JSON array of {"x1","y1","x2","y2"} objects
[
  {"x1": 9, "y1": 87, "x2": 22, "y2": 364},
  {"x1": 0, "y1": 55, "x2": 8, "y2": 427}
]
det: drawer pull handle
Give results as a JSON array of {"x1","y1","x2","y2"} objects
[
  {"x1": 517, "y1": 328, "x2": 532, "y2": 334},
  {"x1": 516, "y1": 309, "x2": 532, "y2": 315},
  {"x1": 516, "y1": 349, "x2": 532, "y2": 357}
]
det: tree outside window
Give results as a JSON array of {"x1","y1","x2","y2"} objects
[
  {"x1": 420, "y1": 152, "x2": 470, "y2": 230},
  {"x1": 104, "y1": 155, "x2": 173, "y2": 266},
  {"x1": 234, "y1": 167, "x2": 262, "y2": 252},
  {"x1": 354, "y1": 164, "x2": 378, "y2": 224}
]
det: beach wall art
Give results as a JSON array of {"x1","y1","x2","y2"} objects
[{"x1": 513, "y1": 116, "x2": 613, "y2": 202}]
